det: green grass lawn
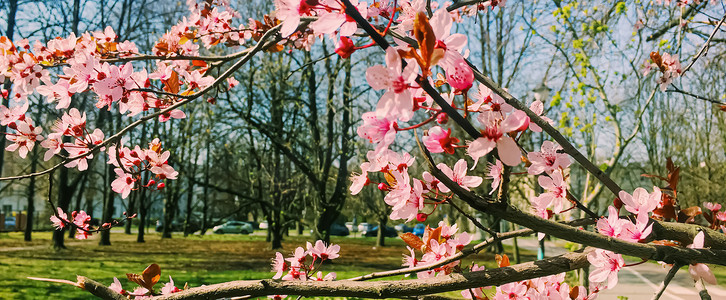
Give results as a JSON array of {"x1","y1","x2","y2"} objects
[{"x1": 0, "y1": 231, "x2": 535, "y2": 299}]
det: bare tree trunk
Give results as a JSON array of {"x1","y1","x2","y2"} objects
[
  {"x1": 99, "y1": 162, "x2": 115, "y2": 246},
  {"x1": 376, "y1": 215, "x2": 387, "y2": 247},
  {"x1": 24, "y1": 148, "x2": 37, "y2": 242},
  {"x1": 137, "y1": 181, "x2": 146, "y2": 243}
]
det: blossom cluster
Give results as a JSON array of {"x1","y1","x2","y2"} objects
[
  {"x1": 107, "y1": 138, "x2": 178, "y2": 199},
  {"x1": 108, "y1": 275, "x2": 183, "y2": 299},
  {"x1": 643, "y1": 51, "x2": 682, "y2": 91},
  {"x1": 270, "y1": 240, "x2": 340, "y2": 299},
  {"x1": 400, "y1": 222, "x2": 473, "y2": 277},
  {"x1": 465, "y1": 272, "x2": 599, "y2": 300},
  {"x1": 49, "y1": 208, "x2": 94, "y2": 240}
]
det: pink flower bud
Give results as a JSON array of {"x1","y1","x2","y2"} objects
[
  {"x1": 157, "y1": 182, "x2": 166, "y2": 190},
  {"x1": 147, "y1": 179, "x2": 156, "y2": 186},
  {"x1": 377, "y1": 183, "x2": 390, "y2": 191}
]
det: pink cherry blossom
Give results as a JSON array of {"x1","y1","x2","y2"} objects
[
  {"x1": 161, "y1": 276, "x2": 182, "y2": 294},
  {"x1": 486, "y1": 159, "x2": 503, "y2": 195},
  {"x1": 618, "y1": 187, "x2": 661, "y2": 215},
  {"x1": 703, "y1": 202, "x2": 722, "y2": 212},
  {"x1": 50, "y1": 207, "x2": 68, "y2": 229},
  {"x1": 306, "y1": 240, "x2": 340, "y2": 260},
  {"x1": 356, "y1": 111, "x2": 396, "y2": 155},
  {"x1": 597, "y1": 206, "x2": 625, "y2": 238},
  {"x1": 111, "y1": 168, "x2": 136, "y2": 199},
  {"x1": 436, "y1": 159, "x2": 482, "y2": 193},
  {"x1": 384, "y1": 170, "x2": 424, "y2": 221},
  {"x1": 286, "y1": 246, "x2": 307, "y2": 267},
  {"x1": 587, "y1": 249, "x2": 624, "y2": 289},
  {"x1": 527, "y1": 100, "x2": 553, "y2": 132},
  {"x1": 349, "y1": 162, "x2": 370, "y2": 195},
  {"x1": 275, "y1": 0, "x2": 318, "y2": 37},
  {"x1": 527, "y1": 141, "x2": 571, "y2": 175},
  {"x1": 532, "y1": 170, "x2": 568, "y2": 214},
  {"x1": 36, "y1": 79, "x2": 72, "y2": 109},
  {"x1": 402, "y1": 246, "x2": 418, "y2": 268},
  {"x1": 430, "y1": 8, "x2": 468, "y2": 65},
  {"x1": 467, "y1": 125, "x2": 516, "y2": 167},
  {"x1": 618, "y1": 212, "x2": 653, "y2": 243},
  {"x1": 493, "y1": 282, "x2": 528, "y2": 300},
  {"x1": 271, "y1": 252, "x2": 289, "y2": 279},
  {"x1": 309, "y1": 0, "x2": 367, "y2": 37},
  {"x1": 445, "y1": 57, "x2": 474, "y2": 91},
  {"x1": 6, "y1": 119, "x2": 44, "y2": 159},
  {"x1": 366, "y1": 47, "x2": 418, "y2": 122},
  {"x1": 109, "y1": 277, "x2": 125, "y2": 295},
  {"x1": 0, "y1": 101, "x2": 28, "y2": 125},
  {"x1": 147, "y1": 150, "x2": 179, "y2": 180},
  {"x1": 422, "y1": 126, "x2": 459, "y2": 154},
  {"x1": 688, "y1": 231, "x2": 717, "y2": 284}
]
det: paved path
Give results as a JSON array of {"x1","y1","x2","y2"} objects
[{"x1": 503, "y1": 237, "x2": 726, "y2": 299}]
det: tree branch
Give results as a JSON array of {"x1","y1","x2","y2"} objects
[{"x1": 78, "y1": 249, "x2": 591, "y2": 299}]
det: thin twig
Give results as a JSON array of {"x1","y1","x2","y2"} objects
[
  {"x1": 666, "y1": 86, "x2": 724, "y2": 105},
  {"x1": 681, "y1": 13, "x2": 726, "y2": 75},
  {"x1": 651, "y1": 262, "x2": 683, "y2": 300}
]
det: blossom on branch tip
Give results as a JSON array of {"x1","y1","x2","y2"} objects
[
  {"x1": 50, "y1": 207, "x2": 68, "y2": 229},
  {"x1": 306, "y1": 240, "x2": 340, "y2": 260}
]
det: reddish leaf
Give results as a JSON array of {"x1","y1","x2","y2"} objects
[
  {"x1": 495, "y1": 254, "x2": 510, "y2": 267},
  {"x1": 162, "y1": 71, "x2": 180, "y2": 94},
  {"x1": 422, "y1": 226, "x2": 441, "y2": 251},
  {"x1": 413, "y1": 12, "x2": 436, "y2": 77},
  {"x1": 400, "y1": 233, "x2": 424, "y2": 251},
  {"x1": 677, "y1": 206, "x2": 702, "y2": 224},
  {"x1": 653, "y1": 193, "x2": 677, "y2": 220},
  {"x1": 651, "y1": 240, "x2": 680, "y2": 247},
  {"x1": 126, "y1": 263, "x2": 161, "y2": 292}
]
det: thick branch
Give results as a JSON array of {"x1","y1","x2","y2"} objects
[{"x1": 81, "y1": 250, "x2": 590, "y2": 299}]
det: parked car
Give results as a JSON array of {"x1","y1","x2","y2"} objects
[
  {"x1": 213, "y1": 221, "x2": 254, "y2": 234},
  {"x1": 330, "y1": 223, "x2": 350, "y2": 236},
  {"x1": 4, "y1": 217, "x2": 15, "y2": 230},
  {"x1": 413, "y1": 224, "x2": 426, "y2": 237},
  {"x1": 357, "y1": 222, "x2": 371, "y2": 233},
  {"x1": 345, "y1": 222, "x2": 357, "y2": 233},
  {"x1": 363, "y1": 226, "x2": 398, "y2": 237},
  {"x1": 394, "y1": 224, "x2": 413, "y2": 233},
  {"x1": 308, "y1": 223, "x2": 350, "y2": 236},
  {"x1": 156, "y1": 220, "x2": 200, "y2": 233}
]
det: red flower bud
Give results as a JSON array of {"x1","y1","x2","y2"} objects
[
  {"x1": 157, "y1": 182, "x2": 166, "y2": 190},
  {"x1": 416, "y1": 213, "x2": 428, "y2": 222},
  {"x1": 377, "y1": 183, "x2": 390, "y2": 191},
  {"x1": 436, "y1": 113, "x2": 448, "y2": 124}
]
